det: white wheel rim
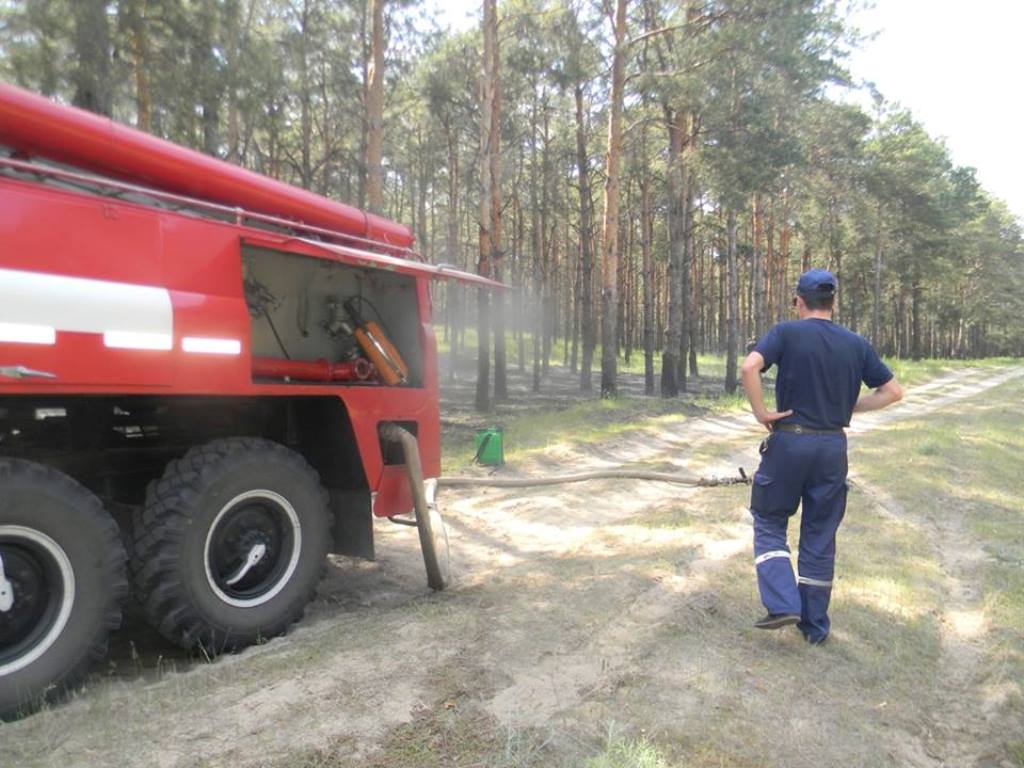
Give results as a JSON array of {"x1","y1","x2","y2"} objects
[
  {"x1": 204, "y1": 490, "x2": 302, "y2": 608},
  {"x1": 0, "y1": 525, "x2": 76, "y2": 677}
]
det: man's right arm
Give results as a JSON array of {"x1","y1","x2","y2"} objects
[
  {"x1": 741, "y1": 351, "x2": 793, "y2": 429},
  {"x1": 853, "y1": 377, "x2": 903, "y2": 413}
]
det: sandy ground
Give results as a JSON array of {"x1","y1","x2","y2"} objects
[{"x1": 1, "y1": 363, "x2": 1021, "y2": 768}]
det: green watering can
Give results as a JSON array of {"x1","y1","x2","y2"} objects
[{"x1": 473, "y1": 427, "x2": 504, "y2": 466}]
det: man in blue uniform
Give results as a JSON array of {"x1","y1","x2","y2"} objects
[{"x1": 740, "y1": 268, "x2": 903, "y2": 644}]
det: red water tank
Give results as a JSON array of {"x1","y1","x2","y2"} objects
[{"x1": 0, "y1": 83, "x2": 414, "y2": 249}]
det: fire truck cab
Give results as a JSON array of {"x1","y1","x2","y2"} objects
[{"x1": 0, "y1": 84, "x2": 495, "y2": 718}]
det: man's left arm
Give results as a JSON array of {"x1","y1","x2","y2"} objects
[
  {"x1": 853, "y1": 341, "x2": 903, "y2": 414},
  {"x1": 741, "y1": 351, "x2": 793, "y2": 431},
  {"x1": 853, "y1": 377, "x2": 902, "y2": 413}
]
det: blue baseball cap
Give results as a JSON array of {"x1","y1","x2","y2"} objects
[{"x1": 796, "y1": 268, "x2": 837, "y2": 298}]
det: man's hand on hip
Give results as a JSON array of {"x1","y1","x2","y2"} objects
[
  {"x1": 754, "y1": 408, "x2": 794, "y2": 431},
  {"x1": 740, "y1": 351, "x2": 793, "y2": 431}
]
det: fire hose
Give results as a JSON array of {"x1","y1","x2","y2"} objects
[
  {"x1": 436, "y1": 469, "x2": 750, "y2": 489},
  {"x1": 382, "y1": 423, "x2": 751, "y2": 594},
  {"x1": 380, "y1": 424, "x2": 450, "y2": 592}
]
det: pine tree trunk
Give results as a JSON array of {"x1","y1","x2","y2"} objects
[
  {"x1": 71, "y1": 0, "x2": 113, "y2": 116},
  {"x1": 640, "y1": 173, "x2": 655, "y2": 396},
  {"x1": 911, "y1": 279, "x2": 923, "y2": 360},
  {"x1": 873, "y1": 204, "x2": 883, "y2": 346},
  {"x1": 297, "y1": 2, "x2": 312, "y2": 186},
  {"x1": 687, "y1": 208, "x2": 699, "y2": 378},
  {"x1": 828, "y1": 192, "x2": 840, "y2": 322},
  {"x1": 365, "y1": 0, "x2": 385, "y2": 213},
  {"x1": 575, "y1": 83, "x2": 595, "y2": 392},
  {"x1": 677, "y1": 119, "x2": 692, "y2": 392},
  {"x1": 533, "y1": 202, "x2": 543, "y2": 393},
  {"x1": 661, "y1": 108, "x2": 683, "y2": 397},
  {"x1": 778, "y1": 192, "x2": 791, "y2": 323},
  {"x1": 197, "y1": 0, "x2": 220, "y2": 156},
  {"x1": 718, "y1": 250, "x2": 726, "y2": 350},
  {"x1": 599, "y1": 10, "x2": 623, "y2": 399},
  {"x1": 530, "y1": 99, "x2": 543, "y2": 393},
  {"x1": 725, "y1": 208, "x2": 739, "y2": 394},
  {"x1": 541, "y1": 99, "x2": 553, "y2": 377},
  {"x1": 446, "y1": 121, "x2": 460, "y2": 382},
  {"x1": 571, "y1": 242, "x2": 581, "y2": 374},
  {"x1": 490, "y1": 0, "x2": 507, "y2": 402},
  {"x1": 475, "y1": 0, "x2": 499, "y2": 412},
  {"x1": 224, "y1": 0, "x2": 242, "y2": 161},
  {"x1": 752, "y1": 193, "x2": 765, "y2": 338},
  {"x1": 123, "y1": 0, "x2": 151, "y2": 131}
]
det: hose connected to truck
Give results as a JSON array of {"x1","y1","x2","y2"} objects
[
  {"x1": 437, "y1": 469, "x2": 751, "y2": 489},
  {"x1": 380, "y1": 424, "x2": 451, "y2": 591},
  {"x1": 383, "y1": 420, "x2": 750, "y2": 596}
]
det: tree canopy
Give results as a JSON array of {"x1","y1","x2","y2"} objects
[{"x1": 2, "y1": 0, "x2": 1021, "y2": 403}]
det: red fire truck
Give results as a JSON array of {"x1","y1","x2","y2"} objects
[{"x1": 0, "y1": 83, "x2": 496, "y2": 717}]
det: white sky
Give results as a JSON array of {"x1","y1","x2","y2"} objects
[
  {"x1": 429, "y1": 0, "x2": 1024, "y2": 218},
  {"x1": 847, "y1": 0, "x2": 1024, "y2": 218}
]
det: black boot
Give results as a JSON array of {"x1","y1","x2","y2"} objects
[{"x1": 754, "y1": 613, "x2": 801, "y2": 630}]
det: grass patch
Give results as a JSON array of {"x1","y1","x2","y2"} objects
[
  {"x1": 442, "y1": 395, "x2": 705, "y2": 472},
  {"x1": 1007, "y1": 741, "x2": 1024, "y2": 767},
  {"x1": 885, "y1": 356, "x2": 1015, "y2": 389},
  {"x1": 853, "y1": 373, "x2": 1024, "y2": 723},
  {"x1": 585, "y1": 736, "x2": 672, "y2": 768}
]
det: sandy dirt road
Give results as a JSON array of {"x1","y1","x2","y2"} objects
[{"x1": 1, "y1": 365, "x2": 1021, "y2": 768}]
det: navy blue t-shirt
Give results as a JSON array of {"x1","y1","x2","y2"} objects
[{"x1": 753, "y1": 319, "x2": 893, "y2": 429}]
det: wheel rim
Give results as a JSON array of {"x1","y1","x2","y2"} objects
[
  {"x1": 0, "y1": 526, "x2": 75, "y2": 677},
  {"x1": 204, "y1": 490, "x2": 302, "y2": 608}
]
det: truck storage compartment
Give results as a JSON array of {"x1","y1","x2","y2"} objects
[{"x1": 242, "y1": 244, "x2": 422, "y2": 387}]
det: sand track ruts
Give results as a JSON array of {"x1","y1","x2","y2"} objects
[{"x1": 1, "y1": 364, "x2": 1020, "y2": 768}]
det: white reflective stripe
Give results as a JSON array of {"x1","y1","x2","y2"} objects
[
  {"x1": 798, "y1": 576, "x2": 833, "y2": 588},
  {"x1": 0, "y1": 322, "x2": 56, "y2": 345},
  {"x1": 754, "y1": 550, "x2": 791, "y2": 565},
  {"x1": 104, "y1": 331, "x2": 173, "y2": 350},
  {"x1": 0, "y1": 268, "x2": 173, "y2": 339},
  {"x1": 182, "y1": 337, "x2": 242, "y2": 355}
]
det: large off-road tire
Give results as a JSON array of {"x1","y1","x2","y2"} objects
[
  {"x1": 131, "y1": 438, "x2": 331, "y2": 653},
  {"x1": 0, "y1": 459, "x2": 127, "y2": 720}
]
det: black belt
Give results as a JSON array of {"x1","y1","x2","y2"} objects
[{"x1": 773, "y1": 423, "x2": 844, "y2": 435}]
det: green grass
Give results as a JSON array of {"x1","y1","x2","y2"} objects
[
  {"x1": 854, "y1": 373, "x2": 1024, "y2": 690},
  {"x1": 1008, "y1": 741, "x2": 1024, "y2": 767},
  {"x1": 585, "y1": 737, "x2": 672, "y2": 768},
  {"x1": 440, "y1": 345, "x2": 1018, "y2": 477},
  {"x1": 442, "y1": 359, "x2": 1023, "y2": 766},
  {"x1": 885, "y1": 356, "x2": 1016, "y2": 389},
  {"x1": 442, "y1": 396, "x2": 701, "y2": 473}
]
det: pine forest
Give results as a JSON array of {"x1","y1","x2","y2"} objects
[{"x1": 3, "y1": 0, "x2": 1022, "y2": 406}]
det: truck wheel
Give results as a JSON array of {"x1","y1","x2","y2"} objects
[
  {"x1": 131, "y1": 438, "x2": 331, "y2": 653},
  {"x1": 0, "y1": 460, "x2": 127, "y2": 720}
]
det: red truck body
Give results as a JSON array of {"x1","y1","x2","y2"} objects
[
  {"x1": 0, "y1": 173, "x2": 439, "y2": 513},
  {"x1": 0, "y1": 84, "x2": 494, "y2": 717},
  {"x1": 0, "y1": 83, "x2": 496, "y2": 520}
]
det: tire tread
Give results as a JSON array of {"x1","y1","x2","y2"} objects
[
  {"x1": 129, "y1": 438, "x2": 331, "y2": 653},
  {"x1": 0, "y1": 459, "x2": 127, "y2": 719}
]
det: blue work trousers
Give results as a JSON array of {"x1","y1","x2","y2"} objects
[{"x1": 750, "y1": 430, "x2": 848, "y2": 642}]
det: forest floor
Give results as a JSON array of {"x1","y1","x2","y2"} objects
[{"x1": 1, "y1": 356, "x2": 1023, "y2": 768}]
